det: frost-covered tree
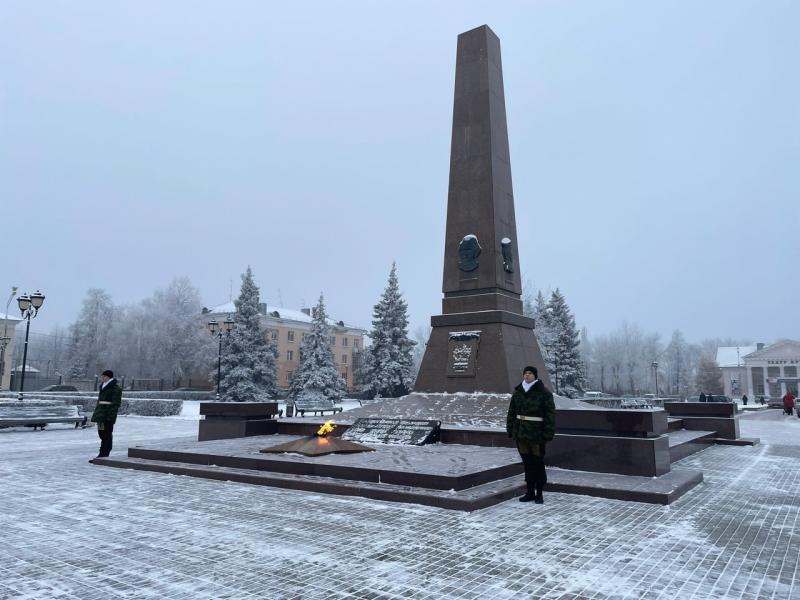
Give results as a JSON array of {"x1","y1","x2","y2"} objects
[
  {"x1": 664, "y1": 330, "x2": 690, "y2": 397},
  {"x1": 411, "y1": 324, "x2": 431, "y2": 379},
  {"x1": 66, "y1": 288, "x2": 116, "y2": 378},
  {"x1": 149, "y1": 277, "x2": 214, "y2": 381},
  {"x1": 289, "y1": 293, "x2": 346, "y2": 402},
  {"x1": 531, "y1": 290, "x2": 554, "y2": 361},
  {"x1": 544, "y1": 289, "x2": 584, "y2": 397},
  {"x1": 218, "y1": 267, "x2": 278, "y2": 402},
  {"x1": 695, "y1": 355, "x2": 724, "y2": 395},
  {"x1": 357, "y1": 263, "x2": 416, "y2": 398}
]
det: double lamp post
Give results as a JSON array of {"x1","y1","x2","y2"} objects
[
  {"x1": 207, "y1": 316, "x2": 233, "y2": 400},
  {"x1": 16, "y1": 290, "x2": 46, "y2": 400}
]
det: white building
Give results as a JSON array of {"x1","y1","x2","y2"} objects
[{"x1": 717, "y1": 340, "x2": 800, "y2": 400}]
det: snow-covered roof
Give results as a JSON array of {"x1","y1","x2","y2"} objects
[
  {"x1": 12, "y1": 364, "x2": 39, "y2": 372},
  {"x1": 716, "y1": 346, "x2": 758, "y2": 367},
  {"x1": 206, "y1": 302, "x2": 364, "y2": 331},
  {"x1": 0, "y1": 312, "x2": 22, "y2": 323}
]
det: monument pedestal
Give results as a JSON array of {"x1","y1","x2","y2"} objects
[
  {"x1": 415, "y1": 311, "x2": 551, "y2": 393},
  {"x1": 198, "y1": 402, "x2": 280, "y2": 442}
]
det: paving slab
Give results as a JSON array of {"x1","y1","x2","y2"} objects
[{"x1": 2, "y1": 409, "x2": 799, "y2": 599}]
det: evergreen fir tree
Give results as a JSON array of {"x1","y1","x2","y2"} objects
[
  {"x1": 289, "y1": 293, "x2": 347, "y2": 402},
  {"x1": 545, "y1": 289, "x2": 584, "y2": 397},
  {"x1": 358, "y1": 262, "x2": 417, "y2": 398},
  {"x1": 217, "y1": 267, "x2": 278, "y2": 402},
  {"x1": 532, "y1": 290, "x2": 554, "y2": 367}
]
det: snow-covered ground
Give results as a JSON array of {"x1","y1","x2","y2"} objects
[{"x1": 1, "y1": 410, "x2": 799, "y2": 599}]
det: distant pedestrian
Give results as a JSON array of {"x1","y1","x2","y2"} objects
[
  {"x1": 759, "y1": 396, "x2": 766, "y2": 405},
  {"x1": 507, "y1": 366, "x2": 556, "y2": 504},
  {"x1": 783, "y1": 390, "x2": 796, "y2": 416},
  {"x1": 90, "y1": 370, "x2": 122, "y2": 462},
  {"x1": 742, "y1": 394, "x2": 748, "y2": 406},
  {"x1": 699, "y1": 392, "x2": 707, "y2": 403}
]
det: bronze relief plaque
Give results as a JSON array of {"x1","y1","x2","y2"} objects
[{"x1": 447, "y1": 331, "x2": 481, "y2": 377}]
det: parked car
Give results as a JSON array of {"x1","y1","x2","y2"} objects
[
  {"x1": 39, "y1": 385, "x2": 79, "y2": 392},
  {"x1": 688, "y1": 394, "x2": 733, "y2": 403}
]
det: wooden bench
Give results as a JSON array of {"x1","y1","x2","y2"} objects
[
  {"x1": 0, "y1": 404, "x2": 88, "y2": 431},
  {"x1": 293, "y1": 399, "x2": 343, "y2": 417}
]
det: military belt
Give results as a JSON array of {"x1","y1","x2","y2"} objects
[{"x1": 517, "y1": 415, "x2": 543, "y2": 422}]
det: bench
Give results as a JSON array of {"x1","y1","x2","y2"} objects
[
  {"x1": 293, "y1": 398, "x2": 343, "y2": 417},
  {"x1": 0, "y1": 404, "x2": 88, "y2": 431}
]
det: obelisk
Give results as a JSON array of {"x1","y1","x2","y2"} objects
[{"x1": 415, "y1": 25, "x2": 551, "y2": 393}]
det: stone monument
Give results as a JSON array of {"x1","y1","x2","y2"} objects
[{"x1": 415, "y1": 24, "x2": 551, "y2": 393}]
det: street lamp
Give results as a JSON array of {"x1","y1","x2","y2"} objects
[
  {"x1": 544, "y1": 342, "x2": 561, "y2": 395},
  {"x1": 17, "y1": 290, "x2": 45, "y2": 400},
  {"x1": 0, "y1": 286, "x2": 18, "y2": 391},
  {"x1": 208, "y1": 316, "x2": 234, "y2": 400},
  {"x1": 652, "y1": 361, "x2": 659, "y2": 400}
]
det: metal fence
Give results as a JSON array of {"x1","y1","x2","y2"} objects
[
  {"x1": 5, "y1": 373, "x2": 211, "y2": 393},
  {"x1": 580, "y1": 397, "x2": 666, "y2": 409}
]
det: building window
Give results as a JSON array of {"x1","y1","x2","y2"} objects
[
  {"x1": 287, "y1": 371, "x2": 293, "y2": 383},
  {"x1": 342, "y1": 372, "x2": 348, "y2": 381},
  {"x1": 302, "y1": 332, "x2": 309, "y2": 341},
  {"x1": 270, "y1": 330, "x2": 278, "y2": 341},
  {"x1": 330, "y1": 336, "x2": 336, "y2": 346},
  {"x1": 785, "y1": 366, "x2": 798, "y2": 378},
  {"x1": 342, "y1": 337, "x2": 349, "y2": 347},
  {"x1": 287, "y1": 350, "x2": 294, "y2": 361},
  {"x1": 287, "y1": 331, "x2": 295, "y2": 342},
  {"x1": 341, "y1": 354, "x2": 347, "y2": 364},
  {"x1": 353, "y1": 339, "x2": 359, "y2": 349}
]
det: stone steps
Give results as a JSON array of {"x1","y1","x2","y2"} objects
[
  {"x1": 94, "y1": 455, "x2": 703, "y2": 509},
  {"x1": 667, "y1": 429, "x2": 716, "y2": 462}
]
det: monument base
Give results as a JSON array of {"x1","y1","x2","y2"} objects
[{"x1": 415, "y1": 312, "x2": 552, "y2": 393}]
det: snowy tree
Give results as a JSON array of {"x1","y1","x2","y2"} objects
[
  {"x1": 664, "y1": 330, "x2": 691, "y2": 397},
  {"x1": 531, "y1": 290, "x2": 554, "y2": 361},
  {"x1": 357, "y1": 263, "x2": 417, "y2": 399},
  {"x1": 544, "y1": 289, "x2": 584, "y2": 397},
  {"x1": 149, "y1": 277, "x2": 214, "y2": 381},
  {"x1": 411, "y1": 324, "x2": 431, "y2": 379},
  {"x1": 695, "y1": 355, "x2": 724, "y2": 395},
  {"x1": 218, "y1": 267, "x2": 278, "y2": 402},
  {"x1": 522, "y1": 279, "x2": 536, "y2": 319},
  {"x1": 289, "y1": 293, "x2": 346, "y2": 402},
  {"x1": 66, "y1": 288, "x2": 116, "y2": 378}
]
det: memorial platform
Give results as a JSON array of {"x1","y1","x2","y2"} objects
[{"x1": 95, "y1": 430, "x2": 704, "y2": 510}]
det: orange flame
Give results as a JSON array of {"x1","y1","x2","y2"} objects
[{"x1": 316, "y1": 421, "x2": 335, "y2": 437}]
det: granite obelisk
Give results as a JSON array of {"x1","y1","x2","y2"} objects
[{"x1": 415, "y1": 25, "x2": 551, "y2": 393}]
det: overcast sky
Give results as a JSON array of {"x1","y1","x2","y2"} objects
[{"x1": 1, "y1": 1, "x2": 798, "y2": 344}]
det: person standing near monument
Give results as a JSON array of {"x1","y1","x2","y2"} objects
[
  {"x1": 507, "y1": 366, "x2": 556, "y2": 504},
  {"x1": 90, "y1": 370, "x2": 122, "y2": 462}
]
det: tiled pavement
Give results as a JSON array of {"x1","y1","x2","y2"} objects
[{"x1": 1, "y1": 410, "x2": 799, "y2": 599}]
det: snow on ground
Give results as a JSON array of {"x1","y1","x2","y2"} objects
[{"x1": 1, "y1": 410, "x2": 799, "y2": 599}]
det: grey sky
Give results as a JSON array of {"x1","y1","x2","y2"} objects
[{"x1": 1, "y1": 1, "x2": 797, "y2": 344}]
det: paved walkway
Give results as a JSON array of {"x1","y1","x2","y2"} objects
[{"x1": 1, "y1": 410, "x2": 799, "y2": 599}]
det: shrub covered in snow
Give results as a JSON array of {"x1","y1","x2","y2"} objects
[{"x1": 80, "y1": 397, "x2": 183, "y2": 417}]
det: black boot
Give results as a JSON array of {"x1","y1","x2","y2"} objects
[
  {"x1": 519, "y1": 481, "x2": 535, "y2": 502},
  {"x1": 534, "y1": 483, "x2": 544, "y2": 504}
]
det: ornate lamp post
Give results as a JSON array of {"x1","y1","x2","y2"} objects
[
  {"x1": 652, "y1": 361, "x2": 659, "y2": 400},
  {"x1": 17, "y1": 290, "x2": 45, "y2": 400},
  {"x1": 208, "y1": 316, "x2": 234, "y2": 401}
]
